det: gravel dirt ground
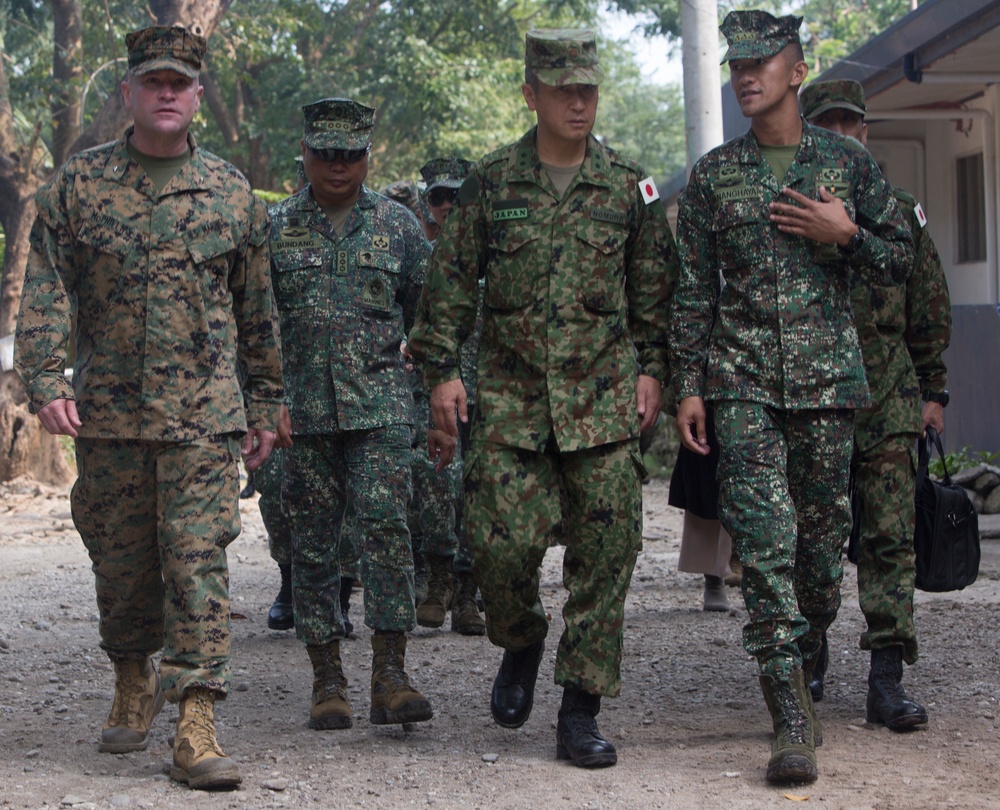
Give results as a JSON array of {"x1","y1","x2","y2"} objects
[{"x1": 1, "y1": 474, "x2": 998, "y2": 810}]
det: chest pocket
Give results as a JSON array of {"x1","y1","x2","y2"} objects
[
  {"x1": 713, "y1": 197, "x2": 764, "y2": 271},
  {"x1": 273, "y1": 250, "x2": 324, "y2": 310},
  {"x1": 576, "y1": 221, "x2": 627, "y2": 313},
  {"x1": 76, "y1": 218, "x2": 142, "y2": 261},
  {"x1": 486, "y1": 223, "x2": 539, "y2": 310},
  {"x1": 358, "y1": 249, "x2": 400, "y2": 314}
]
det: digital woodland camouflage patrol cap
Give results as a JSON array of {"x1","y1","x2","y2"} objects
[
  {"x1": 382, "y1": 179, "x2": 422, "y2": 215},
  {"x1": 525, "y1": 29, "x2": 605, "y2": 86},
  {"x1": 800, "y1": 79, "x2": 868, "y2": 120},
  {"x1": 126, "y1": 26, "x2": 206, "y2": 79},
  {"x1": 302, "y1": 98, "x2": 375, "y2": 150},
  {"x1": 419, "y1": 157, "x2": 474, "y2": 192},
  {"x1": 719, "y1": 11, "x2": 803, "y2": 64}
]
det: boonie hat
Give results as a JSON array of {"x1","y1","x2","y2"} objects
[
  {"x1": 126, "y1": 25, "x2": 206, "y2": 79},
  {"x1": 302, "y1": 98, "x2": 375, "y2": 151},
  {"x1": 525, "y1": 29, "x2": 605, "y2": 86},
  {"x1": 800, "y1": 79, "x2": 867, "y2": 121},
  {"x1": 720, "y1": 11, "x2": 802, "y2": 64}
]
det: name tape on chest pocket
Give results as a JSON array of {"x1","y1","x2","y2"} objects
[
  {"x1": 713, "y1": 167, "x2": 758, "y2": 202},
  {"x1": 492, "y1": 198, "x2": 530, "y2": 222}
]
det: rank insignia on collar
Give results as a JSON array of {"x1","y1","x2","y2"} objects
[{"x1": 372, "y1": 234, "x2": 390, "y2": 251}]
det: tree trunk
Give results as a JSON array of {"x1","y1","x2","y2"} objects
[
  {"x1": 49, "y1": 0, "x2": 84, "y2": 168},
  {"x1": 0, "y1": 371, "x2": 73, "y2": 486}
]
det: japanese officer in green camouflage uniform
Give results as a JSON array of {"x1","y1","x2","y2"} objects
[
  {"x1": 408, "y1": 29, "x2": 677, "y2": 769},
  {"x1": 268, "y1": 98, "x2": 433, "y2": 732},
  {"x1": 670, "y1": 12, "x2": 914, "y2": 784},
  {"x1": 14, "y1": 26, "x2": 285, "y2": 790},
  {"x1": 800, "y1": 79, "x2": 952, "y2": 731}
]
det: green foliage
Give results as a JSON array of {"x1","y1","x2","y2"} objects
[
  {"x1": 929, "y1": 446, "x2": 1000, "y2": 480},
  {"x1": 254, "y1": 189, "x2": 289, "y2": 205}
]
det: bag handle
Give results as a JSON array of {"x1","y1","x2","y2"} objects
[{"x1": 916, "y1": 425, "x2": 952, "y2": 491}]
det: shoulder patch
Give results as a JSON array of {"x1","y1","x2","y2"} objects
[
  {"x1": 457, "y1": 173, "x2": 480, "y2": 206},
  {"x1": 639, "y1": 176, "x2": 660, "y2": 205},
  {"x1": 913, "y1": 202, "x2": 927, "y2": 229}
]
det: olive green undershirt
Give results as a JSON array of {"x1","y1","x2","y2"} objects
[
  {"x1": 758, "y1": 143, "x2": 801, "y2": 186},
  {"x1": 320, "y1": 203, "x2": 355, "y2": 235},
  {"x1": 126, "y1": 139, "x2": 191, "y2": 192},
  {"x1": 542, "y1": 161, "x2": 582, "y2": 198}
]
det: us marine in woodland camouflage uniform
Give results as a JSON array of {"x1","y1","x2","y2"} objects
[
  {"x1": 269, "y1": 98, "x2": 432, "y2": 732},
  {"x1": 14, "y1": 26, "x2": 285, "y2": 790},
  {"x1": 670, "y1": 12, "x2": 914, "y2": 784},
  {"x1": 408, "y1": 29, "x2": 676, "y2": 768},
  {"x1": 800, "y1": 79, "x2": 952, "y2": 730}
]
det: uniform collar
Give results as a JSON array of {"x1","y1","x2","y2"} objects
[
  {"x1": 506, "y1": 127, "x2": 613, "y2": 191},
  {"x1": 294, "y1": 183, "x2": 375, "y2": 241},
  {"x1": 103, "y1": 126, "x2": 210, "y2": 195}
]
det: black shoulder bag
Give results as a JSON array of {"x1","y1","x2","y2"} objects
[{"x1": 913, "y1": 426, "x2": 981, "y2": 592}]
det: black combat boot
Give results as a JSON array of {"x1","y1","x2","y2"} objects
[
  {"x1": 490, "y1": 640, "x2": 545, "y2": 728},
  {"x1": 866, "y1": 646, "x2": 928, "y2": 731},
  {"x1": 556, "y1": 687, "x2": 617, "y2": 768},
  {"x1": 267, "y1": 563, "x2": 294, "y2": 630},
  {"x1": 804, "y1": 632, "x2": 829, "y2": 703}
]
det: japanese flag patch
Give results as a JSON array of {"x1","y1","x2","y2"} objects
[
  {"x1": 914, "y1": 202, "x2": 928, "y2": 229},
  {"x1": 639, "y1": 176, "x2": 660, "y2": 205}
]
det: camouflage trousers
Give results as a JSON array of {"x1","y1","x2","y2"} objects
[
  {"x1": 254, "y1": 446, "x2": 291, "y2": 566},
  {"x1": 715, "y1": 402, "x2": 854, "y2": 682},
  {"x1": 464, "y1": 438, "x2": 643, "y2": 696},
  {"x1": 72, "y1": 435, "x2": 242, "y2": 701},
  {"x1": 853, "y1": 431, "x2": 919, "y2": 663},
  {"x1": 283, "y1": 426, "x2": 415, "y2": 646}
]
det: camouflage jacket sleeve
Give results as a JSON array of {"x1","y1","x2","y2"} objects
[
  {"x1": 407, "y1": 172, "x2": 485, "y2": 388},
  {"x1": 14, "y1": 175, "x2": 77, "y2": 413},
  {"x1": 901, "y1": 194, "x2": 952, "y2": 393},
  {"x1": 232, "y1": 194, "x2": 285, "y2": 432},
  {"x1": 669, "y1": 162, "x2": 720, "y2": 402}
]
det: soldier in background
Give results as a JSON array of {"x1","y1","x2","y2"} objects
[
  {"x1": 269, "y1": 98, "x2": 432, "y2": 732},
  {"x1": 671, "y1": 12, "x2": 914, "y2": 783},
  {"x1": 409, "y1": 30, "x2": 675, "y2": 767},
  {"x1": 14, "y1": 26, "x2": 284, "y2": 790},
  {"x1": 800, "y1": 79, "x2": 951, "y2": 730}
]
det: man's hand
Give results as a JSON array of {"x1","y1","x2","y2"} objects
[
  {"x1": 243, "y1": 428, "x2": 277, "y2": 471},
  {"x1": 769, "y1": 186, "x2": 859, "y2": 246},
  {"x1": 675, "y1": 396, "x2": 710, "y2": 455},
  {"x1": 427, "y1": 428, "x2": 457, "y2": 471},
  {"x1": 275, "y1": 404, "x2": 294, "y2": 449},
  {"x1": 922, "y1": 401, "x2": 945, "y2": 437},
  {"x1": 429, "y1": 379, "x2": 468, "y2": 439},
  {"x1": 636, "y1": 374, "x2": 662, "y2": 433},
  {"x1": 37, "y1": 398, "x2": 82, "y2": 438}
]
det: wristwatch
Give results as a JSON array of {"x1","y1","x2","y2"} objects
[
  {"x1": 840, "y1": 227, "x2": 865, "y2": 256},
  {"x1": 922, "y1": 390, "x2": 950, "y2": 407}
]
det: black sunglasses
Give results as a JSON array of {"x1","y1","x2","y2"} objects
[
  {"x1": 308, "y1": 145, "x2": 370, "y2": 163},
  {"x1": 427, "y1": 187, "x2": 458, "y2": 207}
]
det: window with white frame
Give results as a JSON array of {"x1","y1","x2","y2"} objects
[{"x1": 956, "y1": 152, "x2": 986, "y2": 263}]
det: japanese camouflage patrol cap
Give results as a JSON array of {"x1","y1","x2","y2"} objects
[
  {"x1": 382, "y1": 179, "x2": 422, "y2": 215},
  {"x1": 720, "y1": 11, "x2": 802, "y2": 64},
  {"x1": 126, "y1": 26, "x2": 206, "y2": 79},
  {"x1": 800, "y1": 79, "x2": 867, "y2": 121},
  {"x1": 302, "y1": 98, "x2": 375, "y2": 150},
  {"x1": 419, "y1": 157, "x2": 474, "y2": 192},
  {"x1": 525, "y1": 29, "x2": 605, "y2": 86}
]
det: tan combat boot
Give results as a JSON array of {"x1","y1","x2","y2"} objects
[
  {"x1": 170, "y1": 688, "x2": 241, "y2": 790},
  {"x1": 370, "y1": 632, "x2": 433, "y2": 725},
  {"x1": 759, "y1": 671, "x2": 817, "y2": 784},
  {"x1": 306, "y1": 642, "x2": 353, "y2": 729},
  {"x1": 99, "y1": 656, "x2": 165, "y2": 753},
  {"x1": 450, "y1": 572, "x2": 486, "y2": 636},
  {"x1": 415, "y1": 554, "x2": 454, "y2": 628}
]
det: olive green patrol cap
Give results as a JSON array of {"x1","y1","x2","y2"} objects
[
  {"x1": 720, "y1": 11, "x2": 802, "y2": 64},
  {"x1": 382, "y1": 179, "x2": 422, "y2": 215},
  {"x1": 525, "y1": 29, "x2": 605, "y2": 86},
  {"x1": 126, "y1": 26, "x2": 206, "y2": 79},
  {"x1": 800, "y1": 79, "x2": 867, "y2": 121},
  {"x1": 302, "y1": 98, "x2": 375, "y2": 150},
  {"x1": 419, "y1": 157, "x2": 474, "y2": 192}
]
